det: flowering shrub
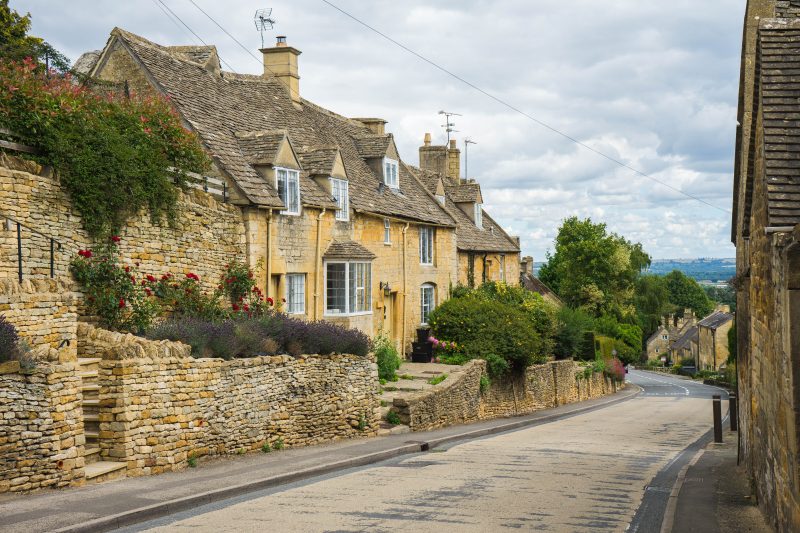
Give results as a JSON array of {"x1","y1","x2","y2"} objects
[
  {"x1": 146, "y1": 314, "x2": 371, "y2": 360},
  {"x1": 0, "y1": 315, "x2": 21, "y2": 363},
  {"x1": 605, "y1": 357, "x2": 625, "y2": 382},
  {"x1": 0, "y1": 58, "x2": 210, "y2": 237},
  {"x1": 147, "y1": 272, "x2": 227, "y2": 321},
  {"x1": 70, "y1": 239, "x2": 159, "y2": 333}
]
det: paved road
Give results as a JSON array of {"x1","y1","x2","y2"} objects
[{"x1": 127, "y1": 370, "x2": 727, "y2": 533}]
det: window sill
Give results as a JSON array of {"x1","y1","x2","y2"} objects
[
  {"x1": 324, "y1": 311, "x2": 373, "y2": 318},
  {"x1": 280, "y1": 210, "x2": 301, "y2": 217}
]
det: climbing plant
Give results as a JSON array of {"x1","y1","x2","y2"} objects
[{"x1": 0, "y1": 58, "x2": 210, "y2": 238}]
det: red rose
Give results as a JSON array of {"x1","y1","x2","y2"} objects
[
  {"x1": 118, "y1": 298, "x2": 126, "y2": 308},
  {"x1": 124, "y1": 266, "x2": 130, "y2": 272},
  {"x1": 146, "y1": 275, "x2": 156, "y2": 283},
  {"x1": 243, "y1": 304, "x2": 250, "y2": 312},
  {"x1": 232, "y1": 303, "x2": 240, "y2": 311},
  {"x1": 78, "y1": 250, "x2": 92, "y2": 258},
  {"x1": 111, "y1": 235, "x2": 121, "y2": 243},
  {"x1": 144, "y1": 288, "x2": 152, "y2": 296},
  {"x1": 267, "y1": 297, "x2": 274, "y2": 306}
]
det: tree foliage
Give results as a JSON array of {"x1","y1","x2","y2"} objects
[
  {"x1": 538, "y1": 217, "x2": 650, "y2": 319},
  {"x1": 634, "y1": 274, "x2": 673, "y2": 340},
  {"x1": 0, "y1": 1, "x2": 70, "y2": 71},
  {"x1": 664, "y1": 270, "x2": 714, "y2": 318}
]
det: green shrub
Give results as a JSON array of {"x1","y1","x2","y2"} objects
[
  {"x1": 273, "y1": 437, "x2": 284, "y2": 450},
  {"x1": 261, "y1": 442, "x2": 271, "y2": 453},
  {"x1": 429, "y1": 296, "x2": 549, "y2": 377},
  {"x1": 386, "y1": 411, "x2": 401, "y2": 425},
  {"x1": 427, "y1": 374, "x2": 447, "y2": 386},
  {"x1": 553, "y1": 306, "x2": 595, "y2": 359},
  {"x1": 374, "y1": 332, "x2": 401, "y2": 381},
  {"x1": 679, "y1": 356, "x2": 696, "y2": 367},
  {"x1": 479, "y1": 374, "x2": 490, "y2": 393}
]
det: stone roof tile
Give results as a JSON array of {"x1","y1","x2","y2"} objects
[
  {"x1": 697, "y1": 311, "x2": 734, "y2": 330},
  {"x1": 323, "y1": 240, "x2": 376, "y2": 260}
]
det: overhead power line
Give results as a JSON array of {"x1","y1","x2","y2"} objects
[
  {"x1": 320, "y1": 0, "x2": 731, "y2": 214},
  {"x1": 154, "y1": 0, "x2": 237, "y2": 72}
]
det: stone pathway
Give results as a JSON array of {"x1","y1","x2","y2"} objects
[{"x1": 376, "y1": 362, "x2": 458, "y2": 436}]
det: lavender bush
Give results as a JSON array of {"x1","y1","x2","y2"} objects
[
  {"x1": 145, "y1": 312, "x2": 371, "y2": 360},
  {"x1": 0, "y1": 315, "x2": 20, "y2": 362}
]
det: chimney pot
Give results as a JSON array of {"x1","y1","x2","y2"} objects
[
  {"x1": 449, "y1": 139, "x2": 457, "y2": 149},
  {"x1": 424, "y1": 133, "x2": 431, "y2": 146},
  {"x1": 276, "y1": 36, "x2": 287, "y2": 46}
]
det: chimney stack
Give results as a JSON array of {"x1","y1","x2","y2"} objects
[
  {"x1": 520, "y1": 255, "x2": 534, "y2": 275},
  {"x1": 352, "y1": 118, "x2": 387, "y2": 135},
  {"x1": 419, "y1": 132, "x2": 448, "y2": 177},
  {"x1": 448, "y1": 139, "x2": 460, "y2": 181},
  {"x1": 261, "y1": 36, "x2": 301, "y2": 105}
]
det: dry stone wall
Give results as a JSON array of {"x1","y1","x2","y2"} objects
[
  {"x1": 394, "y1": 359, "x2": 619, "y2": 432},
  {"x1": 0, "y1": 156, "x2": 246, "y2": 292},
  {"x1": 76, "y1": 324, "x2": 380, "y2": 476},
  {"x1": 0, "y1": 277, "x2": 79, "y2": 362},
  {"x1": 0, "y1": 364, "x2": 85, "y2": 493}
]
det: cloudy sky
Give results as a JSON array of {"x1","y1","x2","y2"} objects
[{"x1": 21, "y1": 0, "x2": 743, "y2": 260}]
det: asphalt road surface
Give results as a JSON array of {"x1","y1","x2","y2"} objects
[{"x1": 128, "y1": 370, "x2": 728, "y2": 533}]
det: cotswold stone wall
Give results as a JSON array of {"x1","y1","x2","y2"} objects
[
  {"x1": 0, "y1": 156, "x2": 246, "y2": 292},
  {"x1": 0, "y1": 364, "x2": 85, "y2": 493},
  {"x1": 0, "y1": 278, "x2": 79, "y2": 362},
  {"x1": 394, "y1": 360, "x2": 619, "y2": 431},
  {"x1": 76, "y1": 325, "x2": 380, "y2": 476}
]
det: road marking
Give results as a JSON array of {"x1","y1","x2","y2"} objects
[{"x1": 632, "y1": 372, "x2": 690, "y2": 396}]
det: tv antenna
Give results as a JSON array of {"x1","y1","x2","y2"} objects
[
  {"x1": 254, "y1": 8, "x2": 276, "y2": 48},
  {"x1": 438, "y1": 110, "x2": 461, "y2": 145},
  {"x1": 464, "y1": 138, "x2": 477, "y2": 180}
]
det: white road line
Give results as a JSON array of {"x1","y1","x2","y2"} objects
[{"x1": 632, "y1": 372, "x2": 690, "y2": 396}]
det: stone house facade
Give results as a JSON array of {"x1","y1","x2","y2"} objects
[
  {"x1": 696, "y1": 311, "x2": 733, "y2": 371},
  {"x1": 83, "y1": 28, "x2": 521, "y2": 352},
  {"x1": 732, "y1": 1, "x2": 800, "y2": 530},
  {"x1": 644, "y1": 310, "x2": 697, "y2": 362}
]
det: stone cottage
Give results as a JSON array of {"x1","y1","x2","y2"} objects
[
  {"x1": 732, "y1": 1, "x2": 800, "y2": 529},
  {"x1": 696, "y1": 311, "x2": 733, "y2": 371},
  {"x1": 669, "y1": 326, "x2": 699, "y2": 366},
  {"x1": 644, "y1": 310, "x2": 697, "y2": 362},
  {"x1": 82, "y1": 28, "x2": 522, "y2": 352}
]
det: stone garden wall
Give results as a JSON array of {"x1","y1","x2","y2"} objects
[
  {"x1": 0, "y1": 277, "x2": 79, "y2": 362},
  {"x1": 0, "y1": 364, "x2": 85, "y2": 493},
  {"x1": 394, "y1": 359, "x2": 619, "y2": 432},
  {"x1": 77, "y1": 324, "x2": 380, "y2": 476},
  {"x1": 0, "y1": 155, "x2": 246, "y2": 292}
]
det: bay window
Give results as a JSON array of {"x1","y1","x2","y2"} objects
[{"x1": 325, "y1": 261, "x2": 372, "y2": 315}]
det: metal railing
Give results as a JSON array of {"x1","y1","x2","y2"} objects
[{"x1": 2, "y1": 213, "x2": 68, "y2": 282}]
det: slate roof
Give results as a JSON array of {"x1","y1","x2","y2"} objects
[
  {"x1": 235, "y1": 130, "x2": 290, "y2": 166},
  {"x1": 99, "y1": 28, "x2": 455, "y2": 225},
  {"x1": 776, "y1": 1, "x2": 800, "y2": 18},
  {"x1": 408, "y1": 167, "x2": 519, "y2": 253},
  {"x1": 671, "y1": 326, "x2": 699, "y2": 352},
  {"x1": 323, "y1": 241, "x2": 376, "y2": 260},
  {"x1": 353, "y1": 135, "x2": 393, "y2": 159},
  {"x1": 697, "y1": 311, "x2": 734, "y2": 330},
  {"x1": 749, "y1": 20, "x2": 800, "y2": 229},
  {"x1": 73, "y1": 50, "x2": 101, "y2": 76},
  {"x1": 646, "y1": 326, "x2": 668, "y2": 345},
  {"x1": 445, "y1": 183, "x2": 482, "y2": 204},
  {"x1": 297, "y1": 147, "x2": 340, "y2": 176},
  {"x1": 520, "y1": 273, "x2": 562, "y2": 304}
]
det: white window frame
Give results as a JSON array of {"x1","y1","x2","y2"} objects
[
  {"x1": 500, "y1": 254, "x2": 506, "y2": 282},
  {"x1": 419, "y1": 226, "x2": 434, "y2": 265},
  {"x1": 286, "y1": 273, "x2": 306, "y2": 315},
  {"x1": 384, "y1": 218, "x2": 391, "y2": 245},
  {"x1": 330, "y1": 178, "x2": 349, "y2": 221},
  {"x1": 420, "y1": 283, "x2": 435, "y2": 325},
  {"x1": 383, "y1": 157, "x2": 399, "y2": 189},
  {"x1": 474, "y1": 203, "x2": 483, "y2": 229},
  {"x1": 324, "y1": 261, "x2": 372, "y2": 316},
  {"x1": 435, "y1": 194, "x2": 445, "y2": 206},
  {"x1": 276, "y1": 167, "x2": 301, "y2": 215}
]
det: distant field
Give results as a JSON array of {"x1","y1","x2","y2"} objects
[{"x1": 533, "y1": 258, "x2": 736, "y2": 284}]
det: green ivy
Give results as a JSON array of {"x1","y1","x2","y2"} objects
[{"x1": 0, "y1": 59, "x2": 210, "y2": 238}]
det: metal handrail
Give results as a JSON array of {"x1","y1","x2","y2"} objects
[{"x1": 1, "y1": 211, "x2": 71, "y2": 282}]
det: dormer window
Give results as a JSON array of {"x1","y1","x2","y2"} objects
[
  {"x1": 383, "y1": 158, "x2": 399, "y2": 189},
  {"x1": 474, "y1": 203, "x2": 483, "y2": 229},
  {"x1": 276, "y1": 168, "x2": 300, "y2": 215},
  {"x1": 330, "y1": 178, "x2": 349, "y2": 221},
  {"x1": 435, "y1": 194, "x2": 445, "y2": 205}
]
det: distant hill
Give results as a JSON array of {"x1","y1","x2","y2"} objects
[{"x1": 533, "y1": 257, "x2": 736, "y2": 284}]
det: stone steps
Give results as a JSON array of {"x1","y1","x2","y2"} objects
[
  {"x1": 78, "y1": 358, "x2": 103, "y2": 466},
  {"x1": 84, "y1": 461, "x2": 126, "y2": 483},
  {"x1": 84, "y1": 446, "x2": 101, "y2": 465}
]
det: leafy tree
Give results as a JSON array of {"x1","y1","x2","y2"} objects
[
  {"x1": 703, "y1": 284, "x2": 736, "y2": 312},
  {"x1": 539, "y1": 217, "x2": 650, "y2": 319},
  {"x1": 553, "y1": 306, "x2": 594, "y2": 359},
  {"x1": 664, "y1": 270, "x2": 713, "y2": 318},
  {"x1": 634, "y1": 274, "x2": 673, "y2": 340},
  {"x1": 0, "y1": 1, "x2": 70, "y2": 71}
]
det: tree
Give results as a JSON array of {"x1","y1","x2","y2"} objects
[
  {"x1": 634, "y1": 274, "x2": 673, "y2": 340},
  {"x1": 664, "y1": 270, "x2": 713, "y2": 318},
  {"x1": 0, "y1": 1, "x2": 70, "y2": 71},
  {"x1": 539, "y1": 217, "x2": 650, "y2": 319},
  {"x1": 553, "y1": 306, "x2": 595, "y2": 359}
]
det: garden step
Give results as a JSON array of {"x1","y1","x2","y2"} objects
[
  {"x1": 84, "y1": 447, "x2": 101, "y2": 465},
  {"x1": 377, "y1": 423, "x2": 410, "y2": 437},
  {"x1": 77, "y1": 357, "x2": 103, "y2": 369},
  {"x1": 83, "y1": 413, "x2": 100, "y2": 423},
  {"x1": 84, "y1": 461, "x2": 126, "y2": 483},
  {"x1": 84, "y1": 430, "x2": 99, "y2": 441}
]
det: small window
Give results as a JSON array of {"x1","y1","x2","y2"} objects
[
  {"x1": 419, "y1": 226, "x2": 434, "y2": 265},
  {"x1": 500, "y1": 254, "x2": 506, "y2": 282},
  {"x1": 420, "y1": 283, "x2": 435, "y2": 325},
  {"x1": 330, "y1": 178, "x2": 349, "y2": 221},
  {"x1": 384, "y1": 218, "x2": 391, "y2": 244},
  {"x1": 325, "y1": 261, "x2": 372, "y2": 315},
  {"x1": 474, "y1": 203, "x2": 483, "y2": 229},
  {"x1": 276, "y1": 168, "x2": 300, "y2": 215},
  {"x1": 383, "y1": 158, "x2": 399, "y2": 189},
  {"x1": 435, "y1": 194, "x2": 445, "y2": 206},
  {"x1": 286, "y1": 274, "x2": 305, "y2": 314}
]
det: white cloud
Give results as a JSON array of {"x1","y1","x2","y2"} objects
[{"x1": 21, "y1": 0, "x2": 742, "y2": 259}]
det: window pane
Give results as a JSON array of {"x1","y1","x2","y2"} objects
[
  {"x1": 326, "y1": 264, "x2": 346, "y2": 313},
  {"x1": 288, "y1": 172, "x2": 299, "y2": 213},
  {"x1": 287, "y1": 274, "x2": 305, "y2": 314},
  {"x1": 348, "y1": 263, "x2": 356, "y2": 313},
  {"x1": 277, "y1": 169, "x2": 287, "y2": 205}
]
